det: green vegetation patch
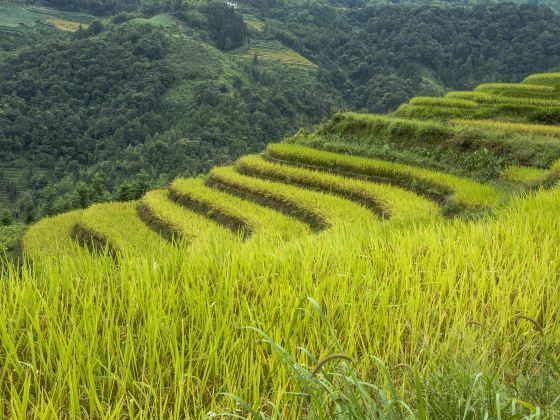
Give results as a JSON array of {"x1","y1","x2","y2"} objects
[
  {"x1": 451, "y1": 119, "x2": 560, "y2": 138},
  {"x1": 0, "y1": 2, "x2": 37, "y2": 27},
  {"x1": 501, "y1": 165, "x2": 553, "y2": 188},
  {"x1": 447, "y1": 91, "x2": 560, "y2": 107},
  {"x1": 0, "y1": 2, "x2": 92, "y2": 29},
  {"x1": 475, "y1": 83, "x2": 554, "y2": 93},
  {"x1": 267, "y1": 143, "x2": 503, "y2": 213},
  {"x1": 315, "y1": 112, "x2": 560, "y2": 175},
  {"x1": 129, "y1": 14, "x2": 176, "y2": 28},
  {"x1": 409, "y1": 96, "x2": 478, "y2": 108},
  {"x1": 230, "y1": 41, "x2": 316, "y2": 67},
  {"x1": 0, "y1": 223, "x2": 26, "y2": 260}
]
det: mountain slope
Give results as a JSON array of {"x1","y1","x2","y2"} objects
[{"x1": 9, "y1": 71, "x2": 560, "y2": 417}]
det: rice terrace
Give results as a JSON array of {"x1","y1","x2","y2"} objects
[{"x1": 3, "y1": 71, "x2": 560, "y2": 418}]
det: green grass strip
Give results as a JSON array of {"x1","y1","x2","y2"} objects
[
  {"x1": 267, "y1": 143, "x2": 502, "y2": 210},
  {"x1": 523, "y1": 72, "x2": 560, "y2": 85},
  {"x1": 208, "y1": 165, "x2": 376, "y2": 231},
  {"x1": 73, "y1": 201, "x2": 171, "y2": 257},
  {"x1": 446, "y1": 91, "x2": 560, "y2": 107},
  {"x1": 451, "y1": 119, "x2": 560, "y2": 138},
  {"x1": 23, "y1": 210, "x2": 85, "y2": 261},
  {"x1": 139, "y1": 189, "x2": 235, "y2": 244},
  {"x1": 237, "y1": 154, "x2": 440, "y2": 222},
  {"x1": 475, "y1": 83, "x2": 554, "y2": 93},
  {"x1": 170, "y1": 177, "x2": 309, "y2": 243},
  {"x1": 500, "y1": 165, "x2": 552, "y2": 188},
  {"x1": 409, "y1": 97, "x2": 478, "y2": 108}
]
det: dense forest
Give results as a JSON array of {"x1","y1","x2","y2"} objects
[
  {"x1": 264, "y1": 2, "x2": 560, "y2": 110},
  {"x1": 2, "y1": 0, "x2": 560, "y2": 225}
]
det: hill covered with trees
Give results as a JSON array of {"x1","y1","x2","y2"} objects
[
  {"x1": 2, "y1": 0, "x2": 560, "y2": 227},
  {"x1": 6, "y1": 70, "x2": 560, "y2": 418}
]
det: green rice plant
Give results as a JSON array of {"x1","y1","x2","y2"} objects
[
  {"x1": 22, "y1": 210, "x2": 84, "y2": 261},
  {"x1": 523, "y1": 72, "x2": 560, "y2": 86},
  {"x1": 318, "y1": 112, "x2": 451, "y2": 144},
  {"x1": 447, "y1": 91, "x2": 560, "y2": 107},
  {"x1": 315, "y1": 112, "x2": 560, "y2": 172},
  {"x1": 139, "y1": 189, "x2": 235, "y2": 244},
  {"x1": 219, "y1": 299, "x2": 546, "y2": 419},
  {"x1": 393, "y1": 103, "x2": 475, "y2": 121},
  {"x1": 4, "y1": 184, "x2": 560, "y2": 417},
  {"x1": 208, "y1": 165, "x2": 377, "y2": 231},
  {"x1": 170, "y1": 177, "x2": 310, "y2": 244},
  {"x1": 236, "y1": 154, "x2": 440, "y2": 223},
  {"x1": 409, "y1": 96, "x2": 478, "y2": 108},
  {"x1": 451, "y1": 119, "x2": 560, "y2": 138},
  {"x1": 267, "y1": 143, "x2": 503, "y2": 213},
  {"x1": 73, "y1": 201, "x2": 172, "y2": 258},
  {"x1": 501, "y1": 166, "x2": 553, "y2": 188},
  {"x1": 475, "y1": 83, "x2": 554, "y2": 93}
]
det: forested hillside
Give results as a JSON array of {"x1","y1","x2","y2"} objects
[{"x1": 2, "y1": 0, "x2": 560, "y2": 227}]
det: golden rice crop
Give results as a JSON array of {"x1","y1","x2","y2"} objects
[
  {"x1": 267, "y1": 143, "x2": 503, "y2": 209},
  {"x1": 475, "y1": 83, "x2": 554, "y2": 92},
  {"x1": 523, "y1": 72, "x2": 560, "y2": 84},
  {"x1": 451, "y1": 119, "x2": 560, "y2": 138},
  {"x1": 22, "y1": 210, "x2": 84, "y2": 261},
  {"x1": 409, "y1": 96, "x2": 478, "y2": 108},
  {"x1": 447, "y1": 91, "x2": 560, "y2": 107},
  {"x1": 208, "y1": 165, "x2": 376, "y2": 231},
  {"x1": 139, "y1": 189, "x2": 234, "y2": 244},
  {"x1": 2, "y1": 185, "x2": 560, "y2": 417},
  {"x1": 236, "y1": 154, "x2": 440, "y2": 222},
  {"x1": 170, "y1": 177, "x2": 310, "y2": 243},
  {"x1": 74, "y1": 201, "x2": 171, "y2": 257}
]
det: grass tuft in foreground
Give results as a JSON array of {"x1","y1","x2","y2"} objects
[{"x1": 217, "y1": 299, "x2": 550, "y2": 419}]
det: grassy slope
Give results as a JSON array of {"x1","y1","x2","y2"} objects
[
  {"x1": 0, "y1": 1, "x2": 92, "y2": 30},
  {"x1": 4, "y1": 68, "x2": 560, "y2": 418}
]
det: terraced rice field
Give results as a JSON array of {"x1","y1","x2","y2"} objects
[
  {"x1": 6, "y1": 72, "x2": 560, "y2": 417},
  {"x1": 230, "y1": 41, "x2": 316, "y2": 67},
  {"x1": 395, "y1": 72, "x2": 560, "y2": 126},
  {"x1": 0, "y1": 1, "x2": 92, "y2": 31}
]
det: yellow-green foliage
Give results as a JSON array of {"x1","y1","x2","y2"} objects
[
  {"x1": 129, "y1": 14, "x2": 176, "y2": 28},
  {"x1": 170, "y1": 177, "x2": 310, "y2": 243},
  {"x1": 475, "y1": 83, "x2": 554, "y2": 93},
  {"x1": 267, "y1": 143, "x2": 502, "y2": 209},
  {"x1": 523, "y1": 72, "x2": 560, "y2": 85},
  {"x1": 244, "y1": 16, "x2": 265, "y2": 32},
  {"x1": 209, "y1": 165, "x2": 376, "y2": 231},
  {"x1": 45, "y1": 17, "x2": 85, "y2": 32},
  {"x1": 75, "y1": 201, "x2": 171, "y2": 257},
  {"x1": 447, "y1": 91, "x2": 560, "y2": 107},
  {"x1": 10, "y1": 71, "x2": 560, "y2": 417},
  {"x1": 23, "y1": 210, "x2": 84, "y2": 260},
  {"x1": 237, "y1": 154, "x2": 440, "y2": 223},
  {"x1": 501, "y1": 165, "x2": 552, "y2": 187},
  {"x1": 409, "y1": 96, "x2": 478, "y2": 108},
  {"x1": 451, "y1": 119, "x2": 560, "y2": 138},
  {"x1": 139, "y1": 189, "x2": 235, "y2": 245},
  {"x1": 3, "y1": 187, "x2": 560, "y2": 417}
]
